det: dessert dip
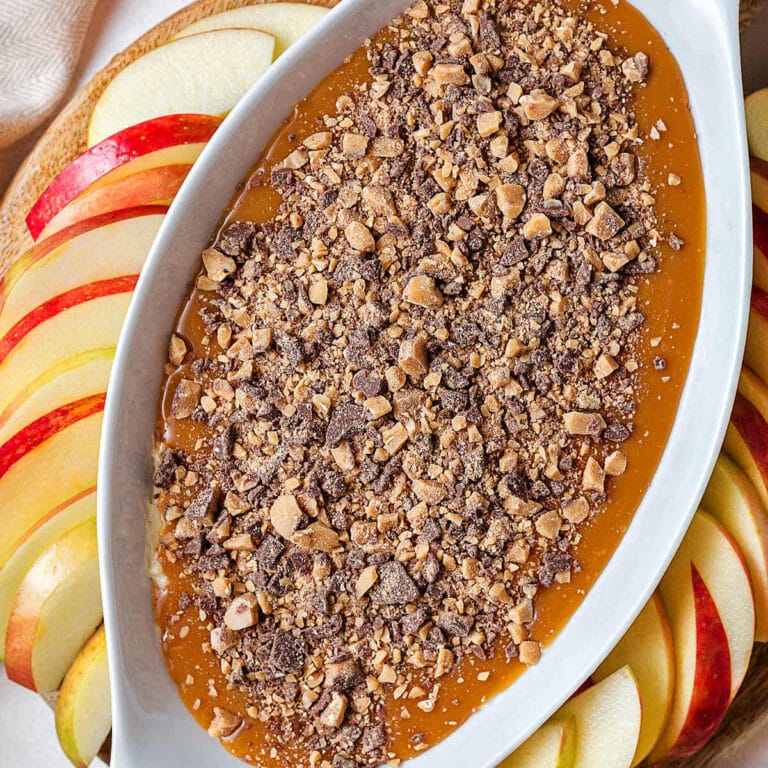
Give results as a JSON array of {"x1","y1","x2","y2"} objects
[{"x1": 150, "y1": 0, "x2": 705, "y2": 765}]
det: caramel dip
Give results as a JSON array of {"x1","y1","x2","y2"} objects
[{"x1": 150, "y1": 1, "x2": 705, "y2": 766}]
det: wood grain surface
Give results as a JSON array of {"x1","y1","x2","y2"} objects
[{"x1": 0, "y1": 1, "x2": 766, "y2": 766}]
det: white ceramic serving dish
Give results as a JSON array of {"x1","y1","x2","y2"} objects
[{"x1": 98, "y1": 0, "x2": 751, "y2": 766}]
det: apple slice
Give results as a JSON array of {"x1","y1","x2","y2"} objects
[
  {"x1": 746, "y1": 88, "x2": 768, "y2": 163},
  {"x1": 0, "y1": 489, "x2": 95, "y2": 660},
  {"x1": 725, "y1": 367, "x2": 768, "y2": 513},
  {"x1": 593, "y1": 594, "x2": 674, "y2": 766},
  {"x1": 176, "y1": 3, "x2": 329, "y2": 56},
  {"x1": 650, "y1": 511, "x2": 755, "y2": 762},
  {"x1": 0, "y1": 205, "x2": 167, "y2": 310},
  {"x1": 556, "y1": 666, "x2": 641, "y2": 768},
  {"x1": 39, "y1": 164, "x2": 187, "y2": 240},
  {"x1": 55, "y1": 624, "x2": 111, "y2": 768},
  {"x1": 753, "y1": 205, "x2": 768, "y2": 292},
  {"x1": 744, "y1": 286, "x2": 768, "y2": 387},
  {"x1": 500, "y1": 717, "x2": 576, "y2": 768},
  {"x1": 88, "y1": 29, "x2": 276, "y2": 147},
  {"x1": 703, "y1": 454, "x2": 768, "y2": 642},
  {"x1": 5, "y1": 519, "x2": 101, "y2": 692},
  {"x1": 0, "y1": 397, "x2": 103, "y2": 567},
  {"x1": 26, "y1": 113, "x2": 218, "y2": 239},
  {"x1": 0, "y1": 212, "x2": 163, "y2": 336},
  {"x1": 0, "y1": 348, "x2": 112, "y2": 442},
  {"x1": 751, "y1": 161, "x2": 768, "y2": 215},
  {"x1": 0, "y1": 291, "x2": 132, "y2": 419}
]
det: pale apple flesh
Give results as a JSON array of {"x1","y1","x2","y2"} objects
[
  {"x1": 594, "y1": 593, "x2": 674, "y2": 766},
  {"x1": 87, "y1": 29, "x2": 276, "y2": 146},
  {"x1": 175, "y1": 3, "x2": 329, "y2": 56},
  {"x1": 0, "y1": 291, "x2": 132, "y2": 418},
  {"x1": 0, "y1": 348, "x2": 113, "y2": 440},
  {"x1": 39, "y1": 164, "x2": 189, "y2": 240},
  {"x1": 0, "y1": 404, "x2": 102, "y2": 567},
  {"x1": 55, "y1": 625, "x2": 111, "y2": 768},
  {"x1": 557, "y1": 665, "x2": 641, "y2": 768},
  {"x1": 0, "y1": 490, "x2": 95, "y2": 660},
  {"x1": 0, "y1": 205, "x2": 167, "y2": 309},
  {"x1": 744, "y1": 287, "x2": 768, "y2": 388},
  {"x1": 500, "y1": 716, "x2": 576, "y2": 768},
  {"x1": 25, "y1": 112, "x2": 219, "y2": 239},
  {"x1": 703, "y1": 454, "x2": 768, "y2": 642},
  {"x1": 651, "y1": 511, "x2": 755, "y2": 762},
  {"x1": 746, "y1": 88, "x2": 768, "y2": 164},
  {"x1": 5, "y1": 519, "x2": 102, "y2": 692},
  {"x1": 0, "y1": 213, "x2": 163, "y2": 336}
]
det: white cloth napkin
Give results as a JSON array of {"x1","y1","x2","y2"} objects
[{"x1": 0, "y1": 0, "x2": 97, "y2": 150}]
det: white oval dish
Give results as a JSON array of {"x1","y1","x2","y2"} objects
[{"x1": 98, "y1": 1, "x2": 751, "y2": 766}]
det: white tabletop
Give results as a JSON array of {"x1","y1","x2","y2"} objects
[{"x1": 3, "y1": 1, "x2": 768, "y2": 766}]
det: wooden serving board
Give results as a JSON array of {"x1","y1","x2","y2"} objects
[{"x1": 0, "y1": 1, "x2": 766, "y2": 766}]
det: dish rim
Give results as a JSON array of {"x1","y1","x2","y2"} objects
[{"x1": 97, "y1": 1, "x2": 751, "y2": 766}]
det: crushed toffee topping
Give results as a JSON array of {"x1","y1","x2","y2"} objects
[{"x1": 153, "y1": 1, "x2": 676, "y2": 765}]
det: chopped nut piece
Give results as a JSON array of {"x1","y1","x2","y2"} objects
[
  {"x1": 252, "y1": 328, "x2": 273, "y2": 352},
  {"x1": 362, "y1": 185, "x2": 396, "y2": 216},
  {"x1": 270, "y1": 494, "x2": 304, "y2": 539},
  {"x1": 223, "y1": 594, "x2": 259, "y2": 631},
  {"x1": 344, "y1": 221, "x2": 376, "y2": 252},
  {"x1": 171, "y1": 379, "x2": 201, "y2": 419},
  {"x1": 398, "y1": 335, "x2": 429, "y2": 377},
  {"x1": 583, "y1": 456, "x2": 606, "y2": 492},
  {"x1": 604, "y1": 450, "x2": 628, "y2": 476},
  {"x1": 522, "y1": 213, "x2": 552, "y2": 240},
  {"x1": 331, "y1": 441, "x2": 356, "y2": 472},
  {"x1": 308, "y1": 277, "x2": 328, "y2": 305},
  {"x1": 594, "y1": 354, "x2": 619, "y2": 379},
  {"x1": 521, "y1": 89, "x2": 559, "y2": 120},
  {"x1": 168, "y1": 334, "x2": 187, "y2": 366},
  {"x1": 622, "y1": 51, "x2": 650, "y2": 83},
  {"x1": 403, "y1": 274, "x2": 444, "y2": 309},
  {"x1": 535, "y1": 510, "x2": 562, "y2": 540},
  {"x1": 342, "y1": 133, "x2": 369, "y2": 157},
  {"x1": 509, "y1": 599, "x2": 534, "y2": 625},
  {"x1": 303, "y1": 131, "x2": 333, "y2": 149},
  {"x1": 427, "y1": 192, "x2": 451, "y2": 216},
  {"x1": 293, "y1": 522, "x2": 340, "y2": 552},
  {"x1": 563, "y1": 497, "x2": 590, "y2": 524},
  {"x1": 602, "y1": 251, "x2": 630, "y2": 272},
  {"x1": 382, "y1": 422, "x2": 409, "y2": 455},
  {"x1": 365, "y1": 395, "x2": 393, "y2": 419},
  {"x1": 518, "y1": 640, "x2": 541, "y2": 666},
  {"x1": 563, "y1": 411, "x2": 606, "y2": 436},
  {"x1": 370, "y1": 137, "x2": 404, "y2": 157},
  {"x1": 210, "y1": 626, "x2": 238, "y2": 653},
  {"x1": 430, "y1": 63, "x2": 470, "y2": 85},
  {"x1": 283, "y1": 148, "x2": 308, "y2": 169},
  {"x1": 385, "y1": 365, "x2": 406, "y2": 392},
  {"x1": 495, "y1": 183, "x2": 526, "y2": 219},
  {"x1": 477, "y1": 110, "x2": 503, "y2": 137},
  {"x1": 586, "y1": 201, "x2": 625, "y2": 240},
  {"x1": 208, "y1": 707, "x2": 241, "y2": 738},
  {"x1": 202, "y1": 248, "x2": 236, "y2": 282},
  {"x1": 567, "y1": 149, "x2": 590, "y2": 179},
  {"x1": 356, "y1": 566, "x2": 379, "y2": 598},
  {"x1": 412, "y1": 478, "x2": 447, "y2": 505},
  {"x1": 412, "y1": 50, "x2": 433, "y2": 76}
]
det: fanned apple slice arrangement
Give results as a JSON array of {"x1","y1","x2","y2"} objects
[{"x1": 2, "y1": 2, "x2": 768, "y2": 764}]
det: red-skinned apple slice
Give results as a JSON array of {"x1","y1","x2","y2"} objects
[
  {"x1": 0, "y1": 349, "x2": 112, "y2": 442},
  {"x1": 55, "y1": 625, "x2": 111, "y2": 768},
  {"x1": 725, "y1": 367, "x2": 768, "y2": 513},
  {"x1": 39, "y1": 164, "x2": 189, "y2": 240},
  {"x1": 753, "y1": 205, "x2": 768, "y2": 292},
  {"x1": 0, "y1": 489, "x2": 95, "y2": 660},
  {"x1": 556, "y1": 666, "x2": 641, "y2": 768},
  {"x1": 0, "y1": 213, "x2": 162, "y2": 336},
  {"x1": 0, "y1": 205, "x2": 167, "y2": 310},
  {"x1": 88, "y1": 29, "x2": 276, "y2": 146},
  {"x1": 0, "y1": 396, "x2": 103, "y2": 567},
  {"x1": 746, "y1": 89, "x2": 768, "y2": 163},
  {"x1": 0, "y1": 292, "x2": 131, "y2": 420},
  {"x1": 650, "y1": 511, "x2": 754, "y2": 763},
  {"x1": 25, "y1": 113, "x2": 218, "y2": 239},
  {"x1": 744, "y1": 286, "x2": 768, "y2": 387},
  {"x1": 175, "y1": 3, "x2": 329, "y2": 56},
  {"x1": 5, "y1": 519, "x2": 101, "y2": 692},
  {"x1": 593, "y1": 593, "x2": 674, "y2": 766},
  {"x1": 703, "y1": 454, "x2": 768, "y2": 642},
  {"x1": 501, "y1": 716, "x2": 576, "y2": 768}
]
